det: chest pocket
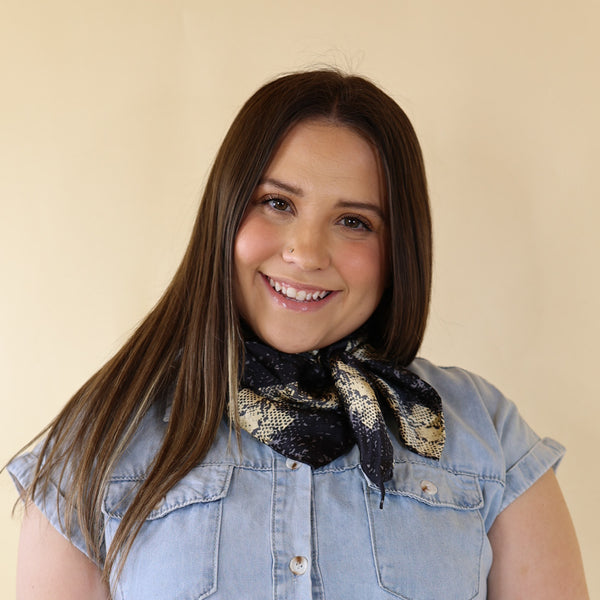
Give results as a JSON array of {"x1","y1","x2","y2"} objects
[
  {"x1": 364, "y1": 461, "x2": 484, "y2": 600},
  {"x1": 102, "y1": 464, "x2": 233, "y2": 600}
]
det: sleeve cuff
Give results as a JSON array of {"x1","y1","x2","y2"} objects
[
  {"x1": 501, "y1": 436, "x2": 565, "y2": 512},
  {"x1": 6, "y1": 451, "x2": 91, "y2": 559}
]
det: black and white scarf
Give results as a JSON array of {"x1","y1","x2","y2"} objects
[{"x1": 238, "y1": 336, "x2": 445, "y2": 506}]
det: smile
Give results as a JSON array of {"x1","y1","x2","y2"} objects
[{"x1": 266, "y1": 276, "x2": 332, "y2": 302}]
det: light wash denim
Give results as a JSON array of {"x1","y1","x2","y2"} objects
[{"x1": 8, "y1": 358, "x2": 564, "y2": 600}]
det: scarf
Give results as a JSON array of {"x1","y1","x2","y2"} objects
[{"x1": 237, "y1": 336, "x2": 445, "y2": 506}]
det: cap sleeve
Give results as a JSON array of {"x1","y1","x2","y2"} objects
[
  {"x1": 6, "y1": 447, "x2": 94, "y2": 561},
  {"x1": 464, "y1": 368, "x2": 565, "y2": 513}
]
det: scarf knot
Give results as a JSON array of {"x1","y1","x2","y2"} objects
[{"x1": 238, "y1": 336, "x2": 445, "y2": 505}]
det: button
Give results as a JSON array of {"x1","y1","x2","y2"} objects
[
  {"x1": 420, "y1": 480, "x2": 438, "y2": 495},
  {"x1": 289, "y1": 555, "x2": 308, "y2": 576},
  {"x1": 286, "y1": 458, "x2": 300, "y2": 470}
]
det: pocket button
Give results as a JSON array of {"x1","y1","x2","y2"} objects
[{"x1": 420, "y1": 480, "x2": 438, "y2": 495}]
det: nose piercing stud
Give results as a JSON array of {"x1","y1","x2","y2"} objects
[{"x1": 288, "y1": 248, "x2": 294, "y2": 253}]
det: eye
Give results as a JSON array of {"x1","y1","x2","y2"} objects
[
  {"x1": 339, "y1": 215, "x2": 373, "y2": 231},
  {"x1": 263, "y1": 195, "x2": 292, "y2": 213}
]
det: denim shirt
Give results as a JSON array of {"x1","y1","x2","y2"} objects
[{"x1": 8, "y1": 358, "x2": 564, "y2": 600}]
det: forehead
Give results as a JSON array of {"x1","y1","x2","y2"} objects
[
  {"x1": 263, "y1": 120, "x2": 384, "y2": 202},
  {"x1": 272, "y1": 118, "x2": 378, "y2": 162}
]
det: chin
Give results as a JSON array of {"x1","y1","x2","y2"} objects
[{"x1": 255, "y1": 329, "x2": 331, "y2": 355}]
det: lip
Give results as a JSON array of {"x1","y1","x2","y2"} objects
[{"x1": 260, "y1": 273, "x2": 338, "y2": 312}]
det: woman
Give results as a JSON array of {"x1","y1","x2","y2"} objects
[{"x1": 8, "y1": 70, "x2": 588, "y2": 599}]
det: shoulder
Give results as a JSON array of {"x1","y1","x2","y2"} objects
[
  {"x1": 108, "y1": 400, "x2": 242, "y2": 480},
  {"x1": 409, "y1": 356, "x2": 511, "y2": 414},
  {"x1": 407, "y1": 357, "x2": 529, "y2": 451},
  {"x1": 108, "y1": 401, "x2": 170, "y2": 478},
  {"x1": 408, "y1": 357, "x2": 555, "y2": 455}
]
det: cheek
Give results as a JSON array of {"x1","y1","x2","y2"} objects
[
  {"x1": 338, "y1": 242, "x2": 387, "y2": 296},
  {"x1": 233, "y1": 220, "x2": 261, "y2": 320},
  {"x1": 234, "y1": 216, "x2": 274, "y2": 271}
]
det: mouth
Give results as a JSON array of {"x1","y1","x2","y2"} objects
[{"x1": 263, "y1": 274, "x2": 333, "y2": 303}]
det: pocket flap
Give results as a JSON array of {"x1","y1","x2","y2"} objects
[
  {"x1": 366, "y1": 461, "x2": 482, "y2": 510},
  {"x1": 103, "y1": 464, "x2": 233, "y2": 519}
]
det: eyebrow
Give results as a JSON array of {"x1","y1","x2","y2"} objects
[
  {"x1": 259, "y1": 177, "x2": 303, "y2": 196},
  {"x1": 259, "y1": 177, "x2": 384, "y2": 220},
  {"x1": 336, "y1": 200, "x2": 384, "y2": 220}
]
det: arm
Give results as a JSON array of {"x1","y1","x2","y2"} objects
[
  {"x1": 487, "y1": 468, "x2": 588, "y2": 599},
  {"x1": 17, "y1": 503, "x2": 109, "y2": 600}
]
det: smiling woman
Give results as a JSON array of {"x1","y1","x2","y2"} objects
[
  {"x1": 6, "y1": 70, "x2": 588, "y2": 599},
  {"x1": 234, "y1": 120, "x2": 387, "y2": 353}
]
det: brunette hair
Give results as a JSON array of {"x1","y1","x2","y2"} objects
[{"x1": 16, "y1": 69, "x2": 432, "y2": 584}]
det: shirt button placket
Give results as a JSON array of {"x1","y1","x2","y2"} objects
[{"x1": 272, "y1": 454, "x2": 313, "y2": 598}]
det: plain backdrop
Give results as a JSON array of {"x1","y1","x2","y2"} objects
[{"x1": 1, "y1": 1, "x2": 598, "y2": 597}]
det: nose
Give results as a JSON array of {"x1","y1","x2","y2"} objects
[{"x1": 282, "y1": 226, "x2": 331, "y2": 271}]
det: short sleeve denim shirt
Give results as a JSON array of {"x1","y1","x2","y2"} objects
[{"x1": 8, "y1": 358, "x2": 564, "y2": 600}]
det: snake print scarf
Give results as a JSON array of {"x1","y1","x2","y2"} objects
[{"x1": 238, "y1": 336, "x2": 445, "y2": 506}]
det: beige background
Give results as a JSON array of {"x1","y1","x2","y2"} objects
[{"x1": 1, "y1": 1, "x2": 598, "y2": 596}]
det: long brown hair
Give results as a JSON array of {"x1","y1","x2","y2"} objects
[{"x1": 15, "y1": 69, "x2": 432, "y2": 584}]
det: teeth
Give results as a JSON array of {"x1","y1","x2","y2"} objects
[{"x1": 267, "y1": 277, "x2": 329, "y2": 302}]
